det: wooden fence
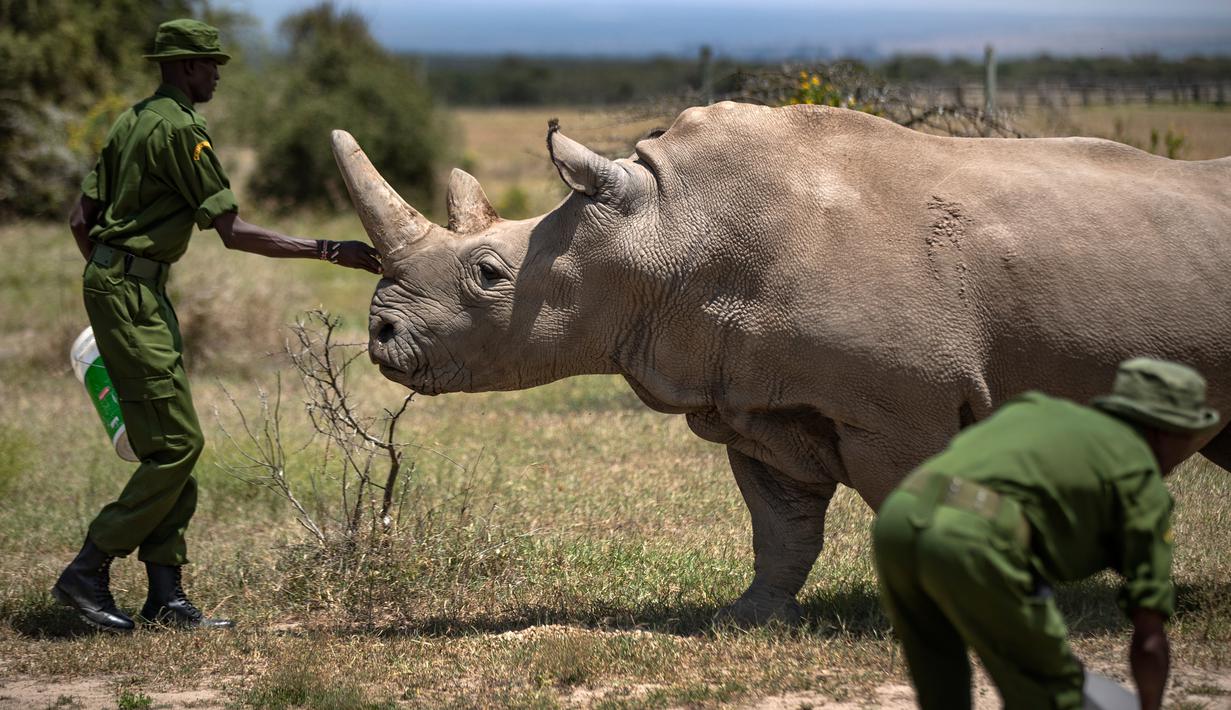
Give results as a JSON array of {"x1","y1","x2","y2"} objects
[{"x1": 912, "y1": 81, "x2": 1228, "y2": 110}]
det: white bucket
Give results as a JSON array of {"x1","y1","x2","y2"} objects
[
  {"x1": 1083, "y1": 671, "x2": 1138, "y2": 709},
  {"x1": 71, "y1": 327, "x2": 138, "y2": 462}
]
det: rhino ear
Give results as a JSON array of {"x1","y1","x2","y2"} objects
[
  {"x1": 447, "y1": 168, "x2": 499, "y2": 234},
  {"x1": 547, "y1": 119, "x2": 627, "y2": 198}
]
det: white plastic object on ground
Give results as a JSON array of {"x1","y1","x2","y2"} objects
[{"x1": 1083, "y1": 671, "x2": 1138, "y2": 710}]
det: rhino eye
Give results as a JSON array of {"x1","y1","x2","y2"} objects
[{"x1": 476, "y1": 260, "x2": 509, "y2": 289}]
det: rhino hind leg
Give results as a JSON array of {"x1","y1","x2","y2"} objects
[{"x1": 718, "y1": 448, "x2": 832, "y2": 627}]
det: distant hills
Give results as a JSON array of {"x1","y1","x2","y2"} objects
[{"x1": 245, "y1": 2, "x2": 1231, "y2": 59}]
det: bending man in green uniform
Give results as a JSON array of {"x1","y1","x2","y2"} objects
[
  {"x1": 54, "y1": 19, "x2": 382, "y2": 632},
  {"x1": 873, "y1": 358, "x2": 1219, "y2": 710}
]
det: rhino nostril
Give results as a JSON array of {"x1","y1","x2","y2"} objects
[{"x1": 376, "y1": 320, "x2": 396, "y2": 345}]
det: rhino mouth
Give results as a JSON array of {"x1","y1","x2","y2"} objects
[
  {"x1": 377, "y1": 362, "x2": 437, "y2": 395},
  {"x1": 375, "y1": 360, "x2": 463, "y2": 396},
  {"x1": 376, "y1": 362, "x2": 416, "y2": 387}
]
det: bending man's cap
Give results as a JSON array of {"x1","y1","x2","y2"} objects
[
  {"x1": 144, "y1": 19, "x2": 231, "y2": 65},
  {"x1": 1092, "y1": 357, "x2": 1220, "y2": 434}
]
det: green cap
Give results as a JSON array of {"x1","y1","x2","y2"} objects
[
  {"x1": 144, "y1": 19, "x2": 231, "y2": 65},
  {"x1": 1092, "y1": 357, "x2": 1220, "y2": 434}
]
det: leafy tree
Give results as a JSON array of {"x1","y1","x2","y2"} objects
[
  {"x1": 248, "y1": 2, "x2": 439, "y2": 210},
  {"x1": 0, "y1": 0, "x2": 238, "y2": 218}
]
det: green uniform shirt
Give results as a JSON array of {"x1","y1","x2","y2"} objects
[
  {"x1": 919, "y1": 391, "x2": 1175, "y2": 617},
  {"x1": 81, "y1": 84, "x2": 238, "y2": 263}
]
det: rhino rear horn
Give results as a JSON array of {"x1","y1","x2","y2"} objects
[
  {"x1": 547, "y1": 119, "x2": 627, "y2": 198},
  {"x1": 447, "y1": 169, "x2": 499, "y2": 234},
  {"x1": 330, "y1": 130, "x2": 434, "y2": 261}
]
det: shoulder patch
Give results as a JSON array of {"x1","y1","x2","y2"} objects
[
  {"x1": 193, "y1": 140, "x2": 213, "y2": 161},
  {"x1": 1163, "y1": 527, "x2": 1174, "y2": 544}
]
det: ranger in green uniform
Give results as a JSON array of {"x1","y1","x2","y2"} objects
[
  {"x1": 872, "y1": 358, "x2": 1219, "y2": 710},
  {"x1": 53, "y1": 19, "x2": 382, "y2": 632}
]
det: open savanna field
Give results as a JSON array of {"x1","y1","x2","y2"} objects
[{"x1": 2, "y1": 103, "x2": 1230, "y2": 710}]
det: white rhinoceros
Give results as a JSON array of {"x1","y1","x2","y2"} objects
[{"x1": 331, "y1": 101, "x2": 1231, "y2": 625}]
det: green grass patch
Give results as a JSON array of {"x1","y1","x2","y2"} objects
[
  {"x1": 245, "y1": 667, "x2": 397, "y2": 710},
  {"x1": 114, "y1": 689, "x2": 152, "y2": 710}
]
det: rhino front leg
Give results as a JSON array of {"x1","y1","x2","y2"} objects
[{"x1": 719, "y1": 448, "x2": 832, "y2": 627}]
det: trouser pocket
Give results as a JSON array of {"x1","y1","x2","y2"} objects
[{"x1": 114, "y1": 374, "x2": 177, "y2": 454}]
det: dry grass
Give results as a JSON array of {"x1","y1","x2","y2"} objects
[
  {"x1": 450, "y1": 107, "x2": 674, "y2": 219},
  {"x1": 1, "y1": 103, "x2": 1229, "y2": 709},
  {"x1": 1019, "y1": 104, "x2": 1231, "y2": 160}
]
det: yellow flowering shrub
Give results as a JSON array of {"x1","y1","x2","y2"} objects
[
  {"x1": 67, "y1": 94, "x2": 129, "y2": 157},
  {"x1": 787, "y1": 71, "x2": 881, "y2": 115}
]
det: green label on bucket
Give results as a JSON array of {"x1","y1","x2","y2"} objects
[{"x1": 83, "y1": 357, "x2": 124, "y2": 440}]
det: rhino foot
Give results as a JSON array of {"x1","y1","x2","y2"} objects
[{"x1": 714, "y1": 589, "x2": 802, "y2": 628}]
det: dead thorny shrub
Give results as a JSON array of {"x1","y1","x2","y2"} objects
[
  {"x1": 215, "y1": 310, "x2": 525, "y2": 624},
  {"x1": 218, "y1": 310, "x2": 412, "y2": 544}
]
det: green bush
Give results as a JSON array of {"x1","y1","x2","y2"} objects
[
  {"x1": 0, "y1": 0, "x2": 241, "y2": 219},
  {"x1": 247, "y1": 3, "x2": 440, "y2": 210},
  {"x1": 115, "y1": 689, "x2": 153, "y2": 710},
  {"x1": 0, "y1": 97, "x2": 81, "y2": 218},
  {"x1": 498, "y1": 185, "x2": 532, "y2": 219}
]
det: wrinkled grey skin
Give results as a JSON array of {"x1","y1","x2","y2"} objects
[{"x1": 333, "y1": 102, "x2": 1231, "y2": 625}]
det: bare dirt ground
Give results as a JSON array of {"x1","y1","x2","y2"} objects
[
  {"x1": 0, "y1": 678, "x2": 227, "y2": 709},
  {"x1": 3, "y1": 671, "x2": 1229, "y2": 710},
  {"x1": 743, "y1": 670, "x2": 1231, "y2": 710}
]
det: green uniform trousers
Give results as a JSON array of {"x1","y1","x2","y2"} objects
[
  {"x1": 81, "y1": 251, "x2": 203, "y2": 566},
  {"x1": 872, "y1": 472, "x2": 1085, "y2": 710}
]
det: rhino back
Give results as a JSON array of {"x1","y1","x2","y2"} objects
[{"x1": 628, "y1": 102, "x2": 1231, "y2": 426}]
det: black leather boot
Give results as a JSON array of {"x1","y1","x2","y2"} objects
[
  {"x1": 140, "y1": 562, "x2": 234, "y2": 629},
  {"x1": 52, "y1": 539, "x2": 135, "y2": 632}
]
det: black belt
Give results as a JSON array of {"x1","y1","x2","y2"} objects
[{"x1": 90, "y1": 244, "x2": 169, "y2": 282}]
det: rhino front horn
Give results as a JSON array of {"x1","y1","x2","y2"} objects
[{"x1": 331, "y1": 130, "x2": 434, "y2": 261}]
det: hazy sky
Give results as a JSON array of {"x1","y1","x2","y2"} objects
[{"x1": 231, "y1": 0, "x2": 1231, "y2": 58}]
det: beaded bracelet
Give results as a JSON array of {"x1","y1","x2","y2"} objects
[{"x1": 316, "y1": 239, "x2": 339, "y2": 263}]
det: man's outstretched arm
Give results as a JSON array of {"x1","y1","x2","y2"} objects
[
  {"x1": 1129, "y1": 607, "x2": 1169, "y2": 710},
  {"x1": 69, "y1": 195, "x2": 102, "y2": 261},
  {"x1": 212, "y1": 211, "x2": 381, "y2": 273}
]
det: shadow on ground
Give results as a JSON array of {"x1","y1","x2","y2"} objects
[
  {"x1": 4, "y1": 595, "x2": 103, "y2": 639},
  {"x1": 291, "y1": 578, "x2": 1228, "y2": 642},
  {"x1": 6, "y1": 579, "x2": 1226, "y2": 643}
]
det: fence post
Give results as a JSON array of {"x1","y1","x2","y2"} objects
[
  {"x1": 983, "y1": 43, "x2": 997, "y2": 116},
  {"x1": 699, "y1": 45, "x2": 713, "y2": 105}
]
